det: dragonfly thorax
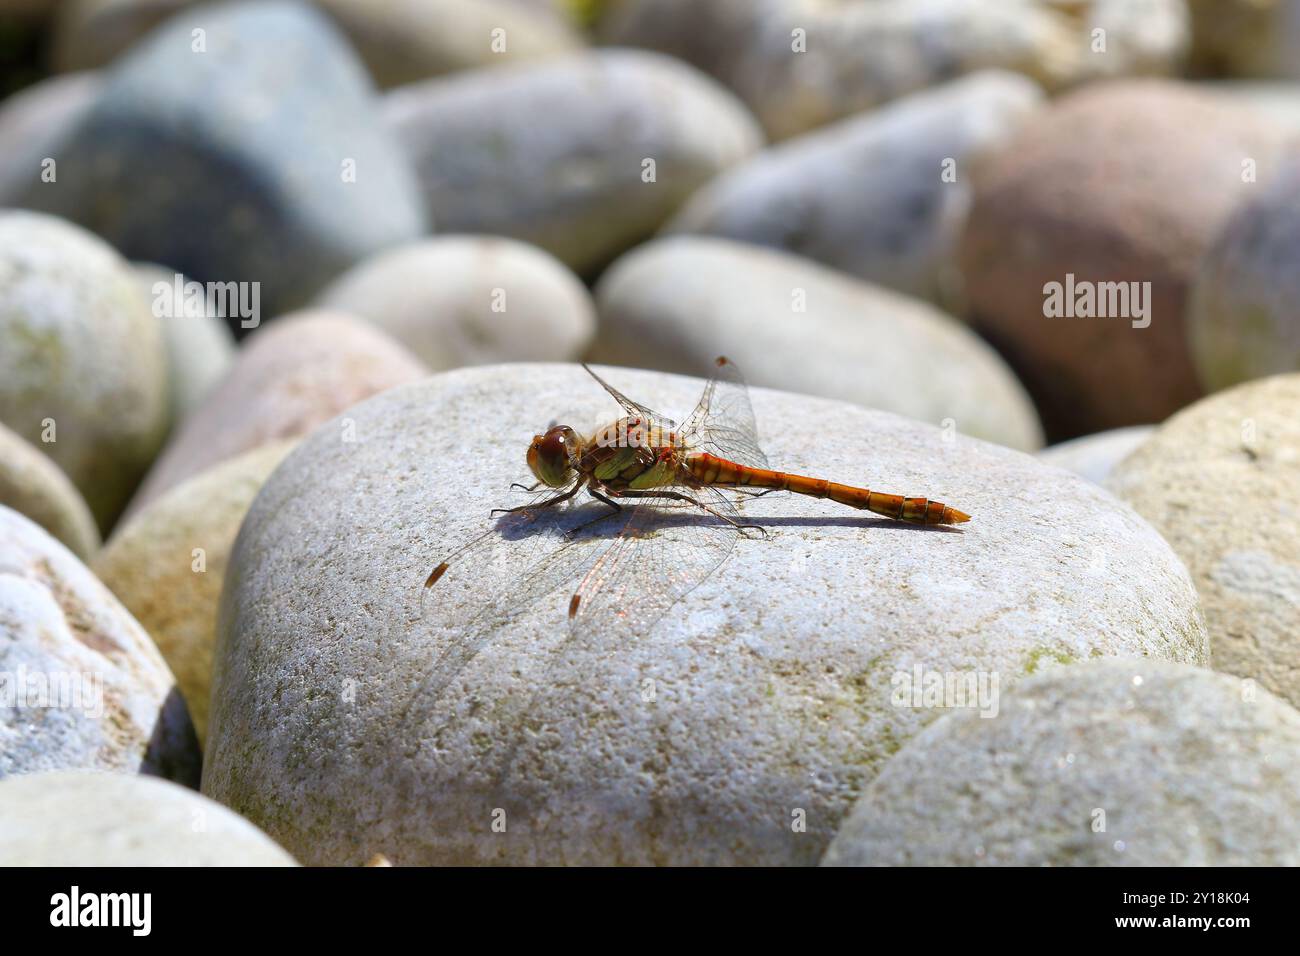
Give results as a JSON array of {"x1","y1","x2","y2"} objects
[{"x1": 527, "y1": 424, "x2": 580, "y2": 487}]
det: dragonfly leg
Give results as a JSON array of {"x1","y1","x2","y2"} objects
[
  {"x1": 562, "y1": 488, "x2": 622, "y2": 540},
  {"x1": 616, "y1": 489, "x2": 770, "y2": 539},
  {"x1": 490, "y1": 481, "x2": 581, "y2": 517},
  {"x1": 731, "y1": 487, "x2": 780, "y2": 499},
  {"x1": 509, "y1": 481, "x2": 544, "y2": 493}
]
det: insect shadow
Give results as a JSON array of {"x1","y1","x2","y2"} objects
[{"x1": 489, "y1": 496, "x2": 967, "y2": 544}]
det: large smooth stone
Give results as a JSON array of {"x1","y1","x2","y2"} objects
[
  {"x1": 0, "y1": 70, "x2": 101, "y2": 206},
  {"x1": 95, "y1": 442, "x2": 296, "y2": 746},
  {"x1": 599, "y1": 0, "x2": 1188, "y2": 141},
  {"x1": 0, "y1": 771, "x2": 297, "y2": 865},
  {"x1": 0, "y1": 421, "x2": 99, "y2": 561},
  {"x1": 959, "y1": 79, "x2": 1288, "y2": 440},
  {"x1": 823, "y1": 660, "x2": 1300, "y2": 866},
  {"x1": 204, "y1": 364, "x2": 1205, "y2": 866},
  {"x1": 1107, "y1": 374, "x2": 1300, "y2": 710},
  {"x1": 20, "y1": 0, "x2": 427, "y2": 320},
  {"x1": 0, "y1": 210, "x2": 168, "y2": 532},
  {"x1": 665, "y1": 72, "x2": 1042, "y2": 311},
  {"x1": 383, "y1": 49, "x2": 762, "y2": 275},
  {"x1": 1187, "y1": 157, "x2": 1300, "y2": 391},
  {"x1": 0, "y1": 507, "x2": 199, "y2": 783},
  {"x1": 134, "y1": 263, "x2": 237, "y2": 423},
  {"x1": 124, "y1": 311, "x2": 427, "y2": 517},
  {"x1": 1037, "y1": 426, "x2": 1154, "y2": 486},
  {"x1": 591, "y1": 237, "x2": 1042, "y2": 451},
  {"x1": 315, "y1": 236, "x2": 595, "y2": 369}
]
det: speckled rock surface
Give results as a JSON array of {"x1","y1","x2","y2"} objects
[
  {"x1": 204, "y1": 364, "x2": 1205, "y2": 866},
  {"x1": 1037, "y1": 426, "x2": 1154, "y2": 486},
  {"x1": 592, "y1": 237, "x2": 1042, "y2": 451},
  {"x1": 315, "y1": 0, "x2": 583, "y2": 88},
  {"x1": 95, "y1": 442, "x2": 296, "y2": 746},
  {"x1": 315, "y1": 236, "x2": 595, "y2": 370},
  {"x1": 134, "y1": 263, "x2": 237, "y2": 423},
  {"x1": 0, "y1": 507, "x2": 199, "y2": 784},
  {"x1": 0, "y1": 211, "x2": 169, "y2": 532},
  {"x1": 384, "y1": 49, "x2": 762, "y2": 275},
  {"x1": 600, "y1": 0, "x2": 1188, "y2": 141},
  {"x1": 0, "y1": 421, "x2": 99, "y2": 561},
  {"x1": 21, "y1": 0, "x2": 427, "y2": 319},
  {"x1": 959, "y1": 79, "x2": 1288, "y2": 440},
  {"x1": 0, "y1": 70, "x2": 100, "y2": 206},
  {"x1": 1107, "y1": 375, "x2": 1300, "y2": 710},
  {"x1": 665, "y1": 72, "x2": 1042, "y2": 310},
  {"x1": 0, "y1": 771, "x2": 297, "y2": 865},
  {"x1": 125, "y1": 311, "x2": 427, "y2": 517},
  {"x1": 1188, "y1": 157, "x2": 1300, "y2": 391},
  {"x1": 822, "y1": 660, "x2": 1300, "y2": 866}
]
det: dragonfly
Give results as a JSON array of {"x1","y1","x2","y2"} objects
[{"x1": 415, "y1": 357, "x2": 969, "y2": 708}]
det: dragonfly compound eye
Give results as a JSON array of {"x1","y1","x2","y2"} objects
[{"x1": 527, "y1": 426, "x2": 576, "y2": 488}]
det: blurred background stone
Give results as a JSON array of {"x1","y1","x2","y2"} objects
[
  {"x1": 599, "y1": 0, "x2": 1188, "y2": 141},
  {"x1": 0, "y1": 70, "x2": 100, "y2": 205},
  {"x1": 1186, "y1": 0, "x2": 1300, "y2": 78},
  {"x1": 16, "y1": 0, "x2": 428, "y2": 324},
  {"x1": 0, "y1": 420, "x2": 100, "y2": 560},
  {"x1": 1037, "y1": 426, "x2": 1154, "y2": 485},
  {"x1": 592, "y1": 237, "x2": 1043, "y2": 451},
  {"x1": 133, "y1": 262, "x2": 237, "y2": 424},
  {"x1": 1188, "y1": 156, "x2": 1300, "y2": 391},
  {"x1": 665, "y1": 71, "x2": 1043, "y2": 312},
  {"x1": 315, "y1": 235, "x2": 595, "y2": 370},
  {"x1": 384, "y1": 49, "x2": 762, "y2": 275},
  {"x1": 959, "y1": 79, "x2": 1289, "y2": 440},
  {"x1": 124, "y1": 310, "x2": 427, "y2": 517},
  {"x1": 0, "y1": 210, "x2": 168, "y2": 533}
]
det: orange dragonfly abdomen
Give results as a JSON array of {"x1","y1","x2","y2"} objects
[{"x1": 687, "y1": 453, "x2": 970, "y2": 526}]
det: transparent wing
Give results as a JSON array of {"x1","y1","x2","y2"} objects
[
  {"x1": 408, "y1": 481, "x2": 742, "y2": 729},
  {"x1": 413, "y1": 485, "x2": 614, "y2": 706},
  {"x1": 681, "y1": 356, "x2": 769, "y2": 469},
  {"x1": 567, "y1": 485, "x2": 742, "y2": 643},
  {"x1": 582, "y1": 363, "x2": 679, "y2": 431}
]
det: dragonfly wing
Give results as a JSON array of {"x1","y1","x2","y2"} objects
[
  {"x1": 567, "y1": 484, "x2": 742, "y2": 644},
  {"x1": 415, "y1": 490, "x2": 620, "y2": 704},
  {"x1": 582, "y1": 363, "x2": 679, "y2": 431},
  {"x1": 681, "y1": 356, "x2": 769, "y2": 469}
]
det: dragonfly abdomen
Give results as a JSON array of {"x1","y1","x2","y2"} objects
[{"x1": 688, "y1": 453, "x2": 970, "y2": 525}]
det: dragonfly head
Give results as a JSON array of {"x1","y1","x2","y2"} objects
[{"x1": 528, "y1": 425, "x2": 579, "y2": 487}]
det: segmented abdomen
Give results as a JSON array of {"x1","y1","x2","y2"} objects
[{"x1": 687, "y1": 453, "x2": 970, "y2": 525}]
